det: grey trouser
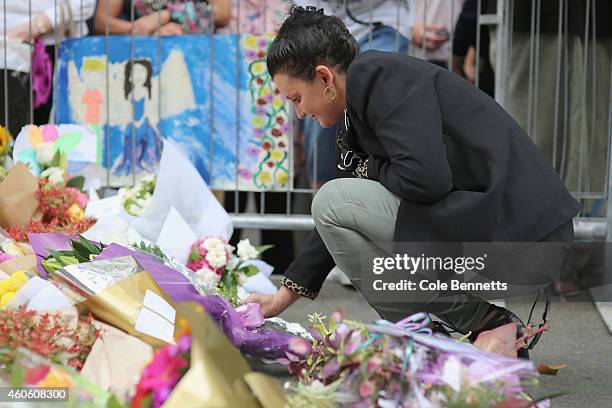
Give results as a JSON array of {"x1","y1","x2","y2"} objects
[{"x1": 311, "y1": 178, "x2": 491, "y2": 333}]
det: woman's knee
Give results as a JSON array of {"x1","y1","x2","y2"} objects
[{"x1": 311, "y1": 179, "x2": 344, "y2": 225}]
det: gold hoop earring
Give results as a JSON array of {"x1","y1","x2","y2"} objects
[{"x1": 324, "y1": 86, "x2": 337, "y2": 101}]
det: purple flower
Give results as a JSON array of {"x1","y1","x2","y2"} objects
[
  {"x1": 254, "y1": 128, "x2": 265, "y2": 138},
  {"x1": 177, "y1": 334, "x2": 192, "y2": 353},
  {"x1": 320, "y1": 357, "x2": 340, "y2": 379},
  {"x1": 246, "y1": 50, "x2": 257, "y2": 60},
  {"x1": 238, "y1": 168, "x2": 253, "y2": 180},
  {"x1": 308, "y1": 327, "x2": 324, "y2": 342},
  {"x1": 329, "y1": 324, "x2": 350, "y2": 349},
  {"x1": 247, "y1": 145, "x2": 260, "y2": 157},
  {"x1": 257, "y1": 38, "x2": 268, "y2": 48}
]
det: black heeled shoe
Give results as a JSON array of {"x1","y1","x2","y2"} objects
[{"x1": 469, "y1": 290, "x2": 551, "y2": 360}]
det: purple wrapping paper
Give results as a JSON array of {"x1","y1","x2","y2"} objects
[
  {"x1": 96, "y1": 243, "x2": 201, "y2": 301},
  {"x1": 29, "y1": 233, "x2": 80, "y2": 279},
  {"x1": 190, "y1": 294, "x2": 294, "y2": 360},
  {"x1": 28, "y1": 233, "x2": 292, "y2": 359}
]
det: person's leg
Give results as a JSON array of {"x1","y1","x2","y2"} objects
[
  {"x1": 0, "y1": 69, "x2": 30, "y2": 137},
  {"x1": 311, "y1": 178, "x2": 491, "y2": 331},
  {"x1": 358, "y1": 25, "x2": 409, "y2": 54}
]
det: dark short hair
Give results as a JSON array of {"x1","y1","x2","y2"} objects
[
  {"x1": 124, "y1": 59, "x2": 152, "y2": 100},
  {"x1": 267, "y1": 5, "x2": 359, "y2": 82}
]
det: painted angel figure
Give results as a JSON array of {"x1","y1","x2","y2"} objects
[
  {"x1": 66, "y1": 45, "x2": 196, "y2": 181},
  {"x1": 115, "y1": 59, "x2": 161, "y2": 175}
]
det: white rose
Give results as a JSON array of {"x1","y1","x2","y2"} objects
[
  {"x1": 40, "y1": 167, "x2": 65, "y2": 186},
  {"x1": 195, "y1": 268, "x2": 220, "y2": 288},
  {"x1": 203, "y1": 237, "x2": 225, "y2": 252},
  {"x1": 237, "y1": 239, "x2": 258, "y2": 261},
  {"x1": 205, "y1": 249, "x2": 227, "y2": 269},
  {"x1": 35, "y1": 142, "x2": 56, "y2": 165}
]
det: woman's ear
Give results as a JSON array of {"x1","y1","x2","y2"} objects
[{"x1": 315, "y1": 65, "x2": 334, "y2": 87}]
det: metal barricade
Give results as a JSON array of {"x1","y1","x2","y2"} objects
[{"x1": 1, "y1": 1, "x2": 611, "y2": 326}]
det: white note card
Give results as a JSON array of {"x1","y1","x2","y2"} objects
[{"x1": 134, "y1": 289, "x2": 176, "y2": 343}]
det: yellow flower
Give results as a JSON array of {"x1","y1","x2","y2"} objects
[
  {"x1": 276, "y1": 171, "x2": 289, "y2": 185},
  {"x1": 38, "y1": 368, "x2": 75, "y2": 388},
  {"x1": 270, "y1": 149, "x2": 283, "y2": 161},
  {"x1": 0, "y1": 291, "x2": 15, "y2": 308},
  {"x1": 258, "y1": 171, "x2": 272, "y2": 185},
  {"x1": 0, "y1": 270, "x2": 29, "y2": 297},
  {"x1": 272, "y1": 97, "x2": 284, "y2": 110},
  {"x1": 0, "y1": 125, "x2": 12, "y2": 155},
  {"x1": 251, "y1": 61, "x2": 267, "y2": 76},
  {"x1": 252, "y1": 116, "x2": 265, "y2": 128},
  {"x1": 244, "y1": 35, "x2": 258, "y2": 49},
  {"x1": 68, "y1": 203, "x2": 85, "y2": 223}
]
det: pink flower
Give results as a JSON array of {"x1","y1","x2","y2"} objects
[
  {"x1": 235, "y1": 303, "x2": 265, "y2": 329},
  {"x1": 367, "y1": 356, "x2": 382, "y2": 373},
  {"x1": 0, "y1": 252, "x2": 15, "y2": 264},
  {"x1": 288, "y1": 336, "x2": 312, "y2": 356},
  {"x1": 75, "y1": 191, "x2": 89, "y2": 208},
  {"x1": 238, "y1": 168, "x2": 253, "y2": 180},
  {"x1": 359, "y1": 379, "x2": 376, "y2": 398}
]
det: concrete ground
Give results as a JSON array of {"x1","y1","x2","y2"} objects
[{"x1": 260, "y1": 276, "x2": 612, "y2": 407}]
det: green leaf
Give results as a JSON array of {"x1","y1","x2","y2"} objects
[
  {"x1": 66, "y1": 175, "x2": 85, "y2": 191},
  {"x1": 243, "y1": 264, "x2": 259, "y2": 277},
  {"x1": 256, "y1": 244, "x2": 274, "y2": 254},
  {"x1": 188, "y1": 246, "x2": 201, "y2": 262},
  {"x1": 9, "y1": 364, "x2": 25, "y2": 387},
  {"x1": 48, "y1": 149, "x2": 61, "y2": 167},
  {"x1": 47, "y1": 249, "x2": 69, "y2": 265}
]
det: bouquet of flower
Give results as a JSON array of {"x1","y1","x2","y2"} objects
[
  {"x1": 131, "y1": 320, "x2": 191, "y2": 408},
  {"x1": 40, "y1": 235, "x2": 105, "y2": 275},
  {"x1": 186, "y1": 237, "x2": 271, "y2": 304},
  {"x1": 6, "y1": 348, "x2": 125, "y2": 408},
  {"x1": 119, "y1": 174, "x2": 156, "y2": 217},
  {"x1": 283, "y1": 311, "x2": 546, "y2": 408},
  {"x1": 6, "y1": 186, "x2": 96, "y2": 242},
  {"x1": 0, "y1": 306, "x2": 99, "y2": 371}
]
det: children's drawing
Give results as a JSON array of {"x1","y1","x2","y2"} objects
[{"x1": 55, "y1": 34, "x2": 291, "y2": 191}]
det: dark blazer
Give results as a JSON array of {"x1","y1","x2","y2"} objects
[{"x1": 284, "y1": 51, "x2": 580, "y2": 296}]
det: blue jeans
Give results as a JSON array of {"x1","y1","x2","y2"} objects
[{"x1": 304, "y1": 25, "x2": 409, "y2": 185}]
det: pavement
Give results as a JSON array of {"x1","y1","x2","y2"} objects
[{"x1": 262, "y1": 276, "x2": 612, "y2": 408}]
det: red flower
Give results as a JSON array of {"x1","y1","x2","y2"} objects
[
  {"x1": 271, "y1": 128, "x2": 282, "y2": 137},
  {"x1": 262, "y1": 141, "x2": 271, "y2": 150},
  {"x1": 276, "y1": 116, "x2": 285, "y2": 125},
  {"x1": 267, "y1": 162, "x2": 275, "y2": 168},
  {"x1": 257, "y1": 50, "x2": 265, "y2": 58},
  {"x1": 256, "y1": 78, "x2": 264, "y2": 85},
  {"x1": 257, "y1": 98, "x2": 266, "y2": 105}
]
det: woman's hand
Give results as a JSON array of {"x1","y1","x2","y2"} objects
[
  {"x1": 242, "y1": 286, "x2": 301, "y2": 318},
  {"x1": 8, "y1": 14, "x2": 52, "y2": 42},
  {"x1": 154, "y1": 22, "x2": 184, "y2": 36},
  {"x1": 132, "y1": 10, "x2": 170, "y2": 35},
  {"x1": 411, "y1": 23, "x2": 449, "y2": 51}
]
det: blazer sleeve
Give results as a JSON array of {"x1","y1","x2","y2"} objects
[
  {"x1": 349, "y1": 58, "x2": 454, "y2": 203},
  {"x1": 281, "y1": 227, "x2": 335, "y2": 299}
]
